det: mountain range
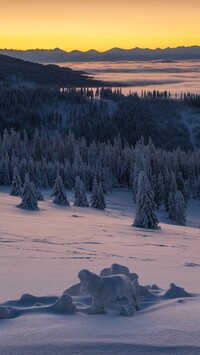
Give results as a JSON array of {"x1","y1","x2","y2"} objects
[{"x1": 0, "y1": 46, "x2": 200, "y2": 63}]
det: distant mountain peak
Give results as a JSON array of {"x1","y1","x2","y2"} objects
[
  {"x1": 53, "y1": 47, "x2": 64, "y2": 52},
  {"x1": 87, "y1": 49, "x2": 99, "y2": 53}
]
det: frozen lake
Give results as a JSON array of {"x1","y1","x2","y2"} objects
[{"x1": 59, "y1": 60, "x2": 200, "y2": 95}]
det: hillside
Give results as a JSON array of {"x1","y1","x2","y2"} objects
[
  {"x1": 0, "y1": 54, "x2": 200, "y2": 150},
  {"x1": 0, "y1": 54, "x2": 103, "y2": 87}
]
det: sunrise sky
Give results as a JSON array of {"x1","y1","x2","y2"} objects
[{"x1": 1, "y1": 0, "x2": 200, "y2": 51}]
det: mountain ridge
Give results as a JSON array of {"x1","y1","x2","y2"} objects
[
  {"x1": 0, "y1": 46, "x2": 200, "y2": 63},
  {"x1": 0, "y1": 54, "x2": 104, "y2": 87}
]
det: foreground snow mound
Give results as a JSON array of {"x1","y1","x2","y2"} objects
[
  {"x1": 0, "y1": 294, "x2": 76, "y2": 319},
  {"x1": 164, "y1": 283, "x2": 192, "y2": 299},
  {"x1": 50, "y1": 294, "x2": 76, "y2": 314},
  {"x1": 100, "y1": 263, "x2": 139, "y2": 282},
  {"x1": 0, "y1": 264, "x2": 198, "y2": 321}
]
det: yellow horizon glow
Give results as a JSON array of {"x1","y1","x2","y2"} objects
[{"x1": 0, "y1": 0, "x2": 200, "y2": 52}]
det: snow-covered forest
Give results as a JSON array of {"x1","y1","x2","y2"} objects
[
  {"x1": 1, "y1": 86, "x2": 200, "y2": 149},
  {"x1": 0, "y1": 124, "x2": 200, "y2": 225},
  {"x1": 1, "y1": 86, "x2": 200, "y2": 224}
]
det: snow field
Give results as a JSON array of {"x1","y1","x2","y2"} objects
[{"x1": 0, "y1": 188, "x2": 200, "y2": 354}]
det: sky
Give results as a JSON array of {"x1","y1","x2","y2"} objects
[{"x1": 1, "y1": 0, "x2": 200, "y2": 51}]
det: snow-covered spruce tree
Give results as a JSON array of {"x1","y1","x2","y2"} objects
[
  {"x1": 17, "y1": 174, "x2": 39, "y2": 210},
  {"x1": 35, "y1": 186, "x2": 45, "y2": 201},
  {"x1": 132, "y1": 138, "x2": 146, "y2": 201},
  {"x1": 168, "y1": 192, "x2": 176, "y2": 220},
  {"x1": 183, "y1": 180, "x2": 190, "y2": 202},
  {"x1": 133, "y1": 171, "x2": 159, "y2": 229},
  {"x1": 35, "y1": 163, "x2": 49, "y2": 189},
  {"x1": 173, "y1": 190, "x2": 186, "y2": 225},
  {"x1": 64, "y1": 160, "x2": 74, "y2": 190},
  {"x1": 170, "y1": 172, "x2": 177, "y2": 193},
  {"x1": 74, "y1": 176, "x2": 89, "y2": 207},
  {"x1": 191, "y1": 177, "x2": 200, "y2": 199},
  {"x1": 10, "y1": 167, "x2": 22, "y2": 196},
  {"x1": 176, "y1": 171, "x2": 185, "y2": 197},
  {"x1": 168, "y1": 189, "x2": 186, "y2": 225},
  {"x1": 163, "y1": 171, "x2": 171, "y2": 212},
  {"x1": 90, "y1": 178, "x2": 106, "y2": 210},
  {"x1": 51, "y1": 172, "x2": 69, "y2": 206},
  {"x1": 0, "y1": 153, "x2": 11, "y2": 186},
  {"x1": 155, "y1": 172, "x2": 164, "y2": 209}
]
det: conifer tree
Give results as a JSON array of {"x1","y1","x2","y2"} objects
[
  {"x1": 17, "y1": 173, "x2": 39, "y2": 210},
  {"x1": 64, "y1": 160, "x2": 74, "y2": 189},
  {"x1": 176, "y1": 171, "x2": 185, "y2": 196},
  {"x1": 133, "y1": 171, "x2": 159, "y2": 229},
  {"x1": 51, "y1": 172, "x2": 69, "y2": 206},
  {"x1": 183, "y1": 180, "x2": 190, "y2": 202},
  {"x1": 0, "y1": 153, "x2": 11, "y2": 185},
  {"x1": 132, "y1": 138, "x2": 146, "y2": 201},
  {"x1": 74, "y1": 176, "x2": 89, "y2": 207},
  {"x1": 35, "y1": 164, "x2": 49, "y2": 188},
  {"x1": 168, "y1": 190, "x2": 186, "y2": 225},
  {"x1": 174, "y1": 190, "x2": 186, "y2": 225},
  {"x1": 90, "y1": 179, "x2": 106, "y2": 210},
  {"x1": 164, "y1": 171, "x2": 171, "y2": 212},
  {"x1": 170, "y1": 172, "x2": 177, "y2": 193},
  {"x1": 192, "y1": 177, "x2": 200, "y2": 199},
  {"x1": 35, "y1": 186, "x2": 45, "y2": 201},
  {"x1": 156, "y1": 172, "x2": 164, "y2": 208},
  {"x1": 10, "y1": 167, "x2": 22, "y2": 196},
  {"x1": 168, "y1": 192, "x2": 176, "y2": 220}
]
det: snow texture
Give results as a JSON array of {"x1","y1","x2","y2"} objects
[{"x1": 0, "y1": 188, "x2": 200, "y2": 355}]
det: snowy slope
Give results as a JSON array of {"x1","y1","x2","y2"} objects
[{"x1": 0, "y1": 188, "x2": 200, "y2": 354}]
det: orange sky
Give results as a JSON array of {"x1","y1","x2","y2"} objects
[{"x1": 1, "y1": 0, "x2": 200, "y2": 51}]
